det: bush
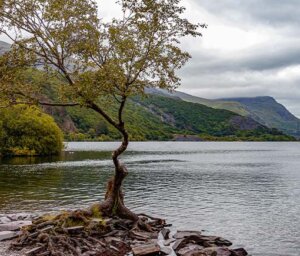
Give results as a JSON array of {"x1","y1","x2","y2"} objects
[{"x1": 0, "y1": 105, "x2": 63, "y2": 156}]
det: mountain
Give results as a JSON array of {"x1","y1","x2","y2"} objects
[
  {"x1": 145, "y1": 88, "x2": 249, "y2": 116},
  {"x1": 0, "y1": 41, "x2": 10, "y2": 55},
  {"x1": 147, "y1": 88, "x2": 300, "y2": 137},
  {"x1": 45, "y1": 93, "x2": 294, "y2": 141},
  {"x1": 220, "y1": 96, "x2": 300, "y2": 138}
]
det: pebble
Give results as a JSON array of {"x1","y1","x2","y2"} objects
[{"x1": 0, "y1": 241, "x2": 22, "y2": 256}]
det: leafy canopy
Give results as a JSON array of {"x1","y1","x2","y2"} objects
[{"x1": 0, "y1": 0, "x2": 204, "y2": 132}]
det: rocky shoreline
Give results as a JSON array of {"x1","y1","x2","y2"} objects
[{"x1": 0, "y1": 213, "x2": 248, "y2": 256}]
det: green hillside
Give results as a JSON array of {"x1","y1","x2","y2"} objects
[
  {"x1": 146, "y1": 88, "x2": 249, "y2": 116},
  {"x1": 221, "y1": 97, "x2": 300, "y2": 138},
  {"x1": 147, "y1": 88, "x2": 300, "y2": 138},
  {"x1": 46, "y1": 94, "x2": 294, "y2": 141}
]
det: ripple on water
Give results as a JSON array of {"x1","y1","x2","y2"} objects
[{"x1": 0, "y1": 142, "x2": 300, "y2": 256}]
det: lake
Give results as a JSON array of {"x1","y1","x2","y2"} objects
[{"x1": 0, "y1": 142, "x2": 299, "y2": 256}]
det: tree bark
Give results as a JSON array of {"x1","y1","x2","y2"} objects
[{"x1": 92, "y1": 124, "x2": 139, "y2": 221}]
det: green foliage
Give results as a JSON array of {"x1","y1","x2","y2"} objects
[
  {"x1": 52, "y1": 94, "x2": 295, "y2": 141},
  {"x1": 134, "y1": 95, "x2": 242, "y2": 136},
  {"x1": 0, "y1": 105, "x2": 63, "y2": 156},
  {"x1": 169, "y1": 91, "x2": 300, "y2": 138},
  {"x1": 0, "y1": 0, "x2": 203, "y2": 147},
  {"x1": 64, "y1": 97, "x2": 177, "y2": 141}
]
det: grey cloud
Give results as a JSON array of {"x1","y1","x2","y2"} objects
[
  {"x1": 183, "y1": 40, "x2": 300, "y2": 75},
  {"x1": 177, "y1": 0, "x2": 300, "y2": 117},
  {"x1": 190, "y1": 0, "x2": 300, "y2": 27}
]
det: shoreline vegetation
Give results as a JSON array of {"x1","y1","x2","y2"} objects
[
  {"x1": 0, "y1": 212, "x2": 248, "y2": 256},
  {"x1": 65, "y1": 134, "x2": 297, "y2": 142},
  {"x1": 1, "y1": 138, "x2": 298, "y2": 158},
  {"x1": 0, "y1": 105, "x2": 63, "y2": 157}
]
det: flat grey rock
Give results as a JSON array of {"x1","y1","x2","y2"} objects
[
  {"x1": 0, "y1": 221, "x2": 32, "y2": 231},
  {"x1": 0, "y1": 217, "x2": 11, "y2": 224},
  {"x1": 0, "y1": 231, "x2": 18, "y2": 241},
  {"x1": 160, "y1": 246, "x2": 173, "y2": 255},
  {"x1": 163, "y1": 238, "x2": 176, "y2": 246},
  {"x1": 132, "y1": 242, "x2": 160, "y2": 256}
]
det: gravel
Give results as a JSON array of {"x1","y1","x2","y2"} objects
[{"x1": 0, "y1": 241, "x2": 22, "y2": 256}]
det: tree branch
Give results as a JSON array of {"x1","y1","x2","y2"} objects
[
  {"x1": 0, "y1": 100, "x2": 80, "y2": 108},
  {"x1": 38, "y1": 101, "x2": 80, "y2": 107},
  {"x1": 86, "y1": 100, "x2": 120, "y2": 130},
  {"x1": 118, "y1": 96, "x2": 127, "y2": 125}
]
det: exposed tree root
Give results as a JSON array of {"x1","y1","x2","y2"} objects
[
  {"x1": 9, "y1": 140, "x2": 167, "y2": 255},
  {"x1": 10, "y1": 208, "x2": 167, "y2": 256}
]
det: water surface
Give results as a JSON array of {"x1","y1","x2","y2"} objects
[{"x1": 0, "y1": 142, "x2": 299, "y2": 256}]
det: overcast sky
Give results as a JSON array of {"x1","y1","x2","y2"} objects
[
  {"x1": 98, "y1": 0, "x2": 300, "y2": 117},
  {"x1": 1, "y1": 0, "x2": 300, "y2": 117}
]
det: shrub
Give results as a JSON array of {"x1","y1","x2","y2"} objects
[{"x1": 0, "y1": 105, "x2": 63, "y2": 156}]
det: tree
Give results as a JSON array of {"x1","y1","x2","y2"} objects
[
  {"x1": 0, "y1": 105, "x2": 63, "y2": 156},
  {"x1": 0, "y1": 0, "x2": 204, "y2": 221}
]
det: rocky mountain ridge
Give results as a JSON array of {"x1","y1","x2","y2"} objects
[{"x1": 147, "y1": 88, "x2": 300, "y2": 137}]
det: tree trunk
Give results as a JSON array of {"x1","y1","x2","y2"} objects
[{"x1": 92, "y1": 125, "x2": 139, "y2": 221}]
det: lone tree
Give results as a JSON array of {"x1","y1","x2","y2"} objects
[{"x1": 0, "y1": 0, "x2": 203, "y2": 221}]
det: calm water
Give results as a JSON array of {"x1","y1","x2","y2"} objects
[{"x1": 0, "y1": 142, "x2": 299, "y2": 256}]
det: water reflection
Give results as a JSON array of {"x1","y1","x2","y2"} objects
[{"x1": 0, "y1": 142, "x2": 299, "y2": 256}]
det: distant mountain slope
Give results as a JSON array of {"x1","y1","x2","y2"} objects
[
  {"x1": 146, "y1": 88, "x2": 249, "y2": 116},
  {"x1": 147, "y1": 88, "x2": 300, "y2": 137},
  {"x1": 0, "y1": 41, "x2": 10, "y2": 55},
  {"x1": 220, "y1": 96, "x2": 300, "y2": 137},
  {"x1": 47, "y1": 94, "x2": 294, "y2": 141}
]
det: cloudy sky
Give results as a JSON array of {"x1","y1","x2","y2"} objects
[
  {"x1": 98, "y1": 0, "x2": 300, "y2": 117},
  {"x1": 1, "y1": 0, "x2": 300, "y2": 117}
]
